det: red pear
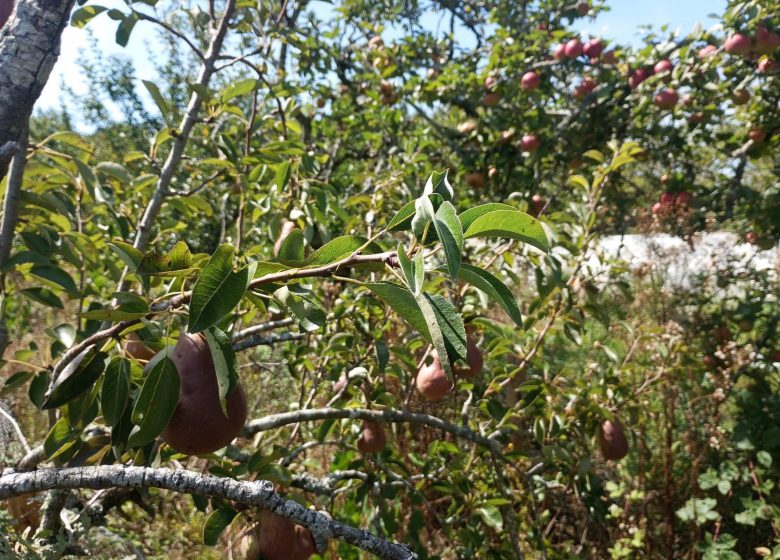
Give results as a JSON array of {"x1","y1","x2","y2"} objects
[
  {"x1": 415, "y1": 352, "x2": 452, "y2": 401},
  {"x1": 598, "y1": 419, "x2": 629, "y2": 461},
  {"x1": 357, "y1": 420, "x2": 386, "y2": 453},
  {"x1": 161, "y1": 333, "x2": 248, "y2": 455}
]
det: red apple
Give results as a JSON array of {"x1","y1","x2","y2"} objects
[
  {"x1": 488, "y1": 166, "x2": 498, "y2": 179},
  {"x1": 498, "y1": 129, "x2": 515, "y2": 144},
  {"x1": 724, "y1": 33, "x2": 752, "y2": 56},
  {"x1": 521, "y1": 71, "x2": 540, "y2": 91},
  {"x1": 755, "y1": 26, "x2": 780, "y2": 54},
  {"x1": 746, "y1": 231, "x2": 758, "y2": 245},
  {"x1": 583, "y1": 39, "x2": 604, "y2": 59},
  {"x1": 484, "y1": 75, "x2": 498, "y2": 91},
  {"x1": 576, "y1": 1, "x2": 589, "y2": 16},
  {"x1": 628, "y1": 68, "x2": 649, "y2": 89},
  {"x1": 564, "y1": 38, "x2": 584, "y2": 58},
  {"x1": 731, "y1": 89, "x2": 750, "y2": 105},
  {"x1": 654, "y1": 88, "x2": 679, "y2": 109},
  {"x1": 481, "y1": 92, "x2": 501, "y2": 106},
  {"x1": 698, "y1": 44, "x2": 718, "y2": 58},
  {"x1": 601, "y1": 50, "x2": 617, "y2": 64},
  {"x1": 687, "y1": 112, "x2": 705, "y2": 125},
  {"x1": 703, "y1": 355, "x2": 716, "y2": 368},
  {"x1": 520, "y1": 134, "x2": 541, "y2": 153},
  {"x1": 554, "y1": 43, "x2": 567, "y2": 60},
  {"x1": 681, "y1": 93, "x2": 694, "y2": 107},
  {"x1": 748, "y1": 127, "x2": 767, "y2": 143},
  {"x1": 465, "y1": 172, "x2": 486, "y2": 189},
  {"x1": 651, "y1": 201, "x2": 663, "y2": 214},
  {"x1": 530, "y1": 194, "x2": 545, "y2": 216},
  {"x1": 660, "y1": 192, "x2": 677, "y2": 207},
  {"x1": 675, "y1": 191, "x2": 692, "y2": 206},
  {"x1": 653, "y1": 59, "x2": 674, "y2": 78},
  {"x1": 758, "y1": 58, "x2": 780, "y2": 73}
]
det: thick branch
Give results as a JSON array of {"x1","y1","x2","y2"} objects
[
  {"x1": 0, "y1": 0, "x2": 76, "y2": 181},
  {"x1": 0, "y1": 466, "x2": 417, "y2": 560},
  {"x1": 243, "y1": 407, "x2": 500, "y2": 451},
  {"x1": 0, "y1": 125, "x2": 28, "y2": 267}
]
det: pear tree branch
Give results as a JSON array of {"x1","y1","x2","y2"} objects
[{"x1": 0, "y1": 466, "x2": 417, "y2": 560}]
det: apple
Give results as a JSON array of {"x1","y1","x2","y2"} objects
[
  {"x1": 488, "y1": 166, "x2": 498, "y2": 179},
  {"x1": 484, "y1": 75, "x2": 498, "y2": 91},
  {"x1": 481, "y1": 92, "x2": 501, "y2": 106},
  {"x1": 651, "y1": 201, "x2": 663, "y2": 214},
  {"x1": 465, "y1": 172, "x2": 485, "y2": 189},
  {"x1": 583, "y1": 39, "x2": 604, "y2": 59},
  {"x1": 457, "y1": 120, "x2": 478, "y2": 134},
  {"x1": 758, "y1": 58, "x2": 780, "y2": 73},
  {"x1": 703, "y1": 355, "x2": 717, "y2": 368},
  {"x1": 724, "y1": 33, "x2": 752, "y2": 56},
  {"x1": 660, "y1": 173, "x2": 670, "y2": 185},
  {"x1": 553, "y1": 43, "x2": 567, "y2": 60},
  {"x1": 731, "y1": 89, "x2": 750, "y2": 105},
  {"x1": 754, "y1": 25, "x2": 780, "y2": 54},
  {"x1": 746, "y1": 231, "x2": 759, "y2": 245},
  {"x1": 498, "y1": 129, "x2": 515, "y2": 144},
  {"x1": 681, "y1": 94, "x2": 694, "y2": 106},
  {"x1": 520, "y1": 133, "x2": 541, "y2": 152},
  {"x1": 564, "y1": 38, "x2": 584, "y2": 58},
  {"x1": 660, "y1": 192, "x2": 677, "y2": 207},
  {"x1": 675, "y1": 191, "x2": 692, "y2": 206},
  {"x1": 749, "y1": 127, "x2": 767, "y2": 143},
  {"x1": 654, "y1": 88, "x2": 679, "y2": 109},
  {"x1": 653, "y1": 59, "x2": 674, "y2": 79},
  {"x1": 576, "y1": 1, "x2": 589, "y2": 16},
  {"x1": 687, "y1": 112, "x2": 705, "y2": 125},
  {"x1": 601, "y1": 50, "x2": 617, "y2": 64},
  {"x1": 521, "y1": 71, "x2": 540, "y2": 91},
  {"x1": 698, "y1": 44, "x2": 718, "y2": 58},
  {"x1": 628, "y1": 68, "x2": 649, "y2": 89},
  {"x1": 530, "y1": 194, "x2": 545, "y2": 216}
]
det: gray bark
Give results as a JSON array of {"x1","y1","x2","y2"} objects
[
  {"x1": 0, "y1": 124, "x2": 27, "y2": 267},
  {"x1": 0, "y1": 0, "x2": 76, "y2": 181},
  {"x1": 0, "y1": 465, "x2": 418, "y2": 560},
  {"x1": 243, "y1": 407, "x2": 501, "y2": 451}
]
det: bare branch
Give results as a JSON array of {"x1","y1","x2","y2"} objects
[
  {"x1": 0, "y1": 466, "x2": 418, "y2": 560},
  {"x1": 0, "y1": 125, "x2": 28, "y2": 268},
  {"x1": 232, "y1": 331, "x2": 305, "y2": 351},
  {"x1": 135, "y1": 12, "x2": 206, "y2": 61},
  {"x1": 243, "y1": 407, "x2": 500, "y2": 451},
  {"x1": 232, "y1": 318, "x2": 295, "y2": 341}
]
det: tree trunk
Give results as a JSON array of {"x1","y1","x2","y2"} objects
[{"x1": 0, "y1": 0, "x2": 75, "y2": 181}]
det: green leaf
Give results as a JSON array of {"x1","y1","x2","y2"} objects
[
  {"x1": 101, "y1": 357, "x2": 131, "y2": 426},
  {"x1": 221, "y1": 78, "x2": 258, "y2": 103},
  {"x1": 203, "y1": 327, "x2": 239, "y2": 417},
  {"x1": 422, "y1": 169, "x2": 453, "y2": 201},
  {"x1": 31, "y1": 265, "x2": 78, "y2": 295},
  {"x1": 2, "y1": 371, "x2": 34, "y2": 394},
  {"x1": 478, "y1": 505, "x2": 504, "y2": 531},
  {"x1": 365, "y1": 283, "x2": 466, "y2": 369},
  {"x1": 44, "y1": 417, "x2": 78, "y2": 459},
  {"x1": 95, "y1": 161, "x2": 132, "y2": 184},
  {"x1": 387, "y1": 200, "x2": 416, "y2": 231},
  {"x1": 70, "y1": 5, "x2": 107, "y2": 27},
  {"x1": 414, "y1": 292, "x2": 467, "y2": 382},
  {"x1": 397, "y1": 244, "x2": 420, "y2": 294},
  {"x1": 142, "y1": 80, "x2": 171, "y2": 117},
  {"x1": 115, "y1": 13, "x2": 138, "y2": 47},
  {"x1": 464, "y1": 209, "x2": 549, "y2": 252},
  {"x1": 21, "y1": 287, "x2": 64, "y2": 309},
  {"x1": 128, "y1": 351, "x2": 180, "y2": 448},
  {"x1": 202, "y1": 507, "x2": 238, "y2": 546},
  {"x1": 81, "y1": 309, "x2": 149, "y2": 322},
  {"x1": 188, "y1": 244, "x2": 253, "y2": 333},
  {"x1": 432, "y1": 201, "x2": 463, "y2": 277},
  {"x1": 300, "y1": 235, "x2": 383, "y2": 267},
  {"x1": 456, "y1": 264, "x2": 522, "y2": 326},
  {"x1": 458, "y1": 203, "x2": 515, "y2": 232},
  {"x1": 43, "y1": 347, "x2": 107, "y2": 409},
  {"x1": 277, "y1": 229, "x2": 305, "y2": 262},
  {"x1": 274, "y1": 286, "x2": 325, "y2": 332},
  {"x1": 109, "y1": 240, "x2": 144, "y2": 271},
  {"x1": 137, "y1": 241, "x2": 193, "y2": 275}
]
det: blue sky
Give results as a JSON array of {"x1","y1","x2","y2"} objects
[{"x1": 37, "y1": 0, "x2": 727, "y2": 113}]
